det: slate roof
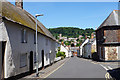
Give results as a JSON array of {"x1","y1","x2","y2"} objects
[
  {"x1": 0, "y1": 1, "x2": 56, "y2": 40},
  {"x1": 97, "y1": 10, "x2": 120, "y2": 30}
]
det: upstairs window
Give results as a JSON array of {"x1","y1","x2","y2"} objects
[
  {"x1": 34, "y1": 33, "x2": 36, "y2": 44},
  {"x1": 21, "y1": 29, "x2": 27, "y2": 43}
]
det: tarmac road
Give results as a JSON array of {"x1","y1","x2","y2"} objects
[{"x1": 47, "y1": 56, "x2": 107, "y2": 78}]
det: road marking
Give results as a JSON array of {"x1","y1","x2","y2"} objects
[
  {"x1": 99, "y1": 64, "x2": 113, "y2": 79},
  {"x1": 105, "y1": 72, "x2": 110, "y2": 79},
  {"x1": 99, "y1": 64, "x2": 109, "y2": 71},
  {"x1": 107, "y1": 66, "x2": 113, "y2": 70},
  {"x1": 43, "y1": 58, "x2": 70, "y2": 78}
]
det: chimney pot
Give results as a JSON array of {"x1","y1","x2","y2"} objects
[{"x1": 15, "y1": 0, "x2": 23, "y2": 9}]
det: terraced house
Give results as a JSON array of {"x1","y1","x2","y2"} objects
[
  {"x1": 96, "y1": 10, "x2": 120, "y2": 61},
  {"x1": 0, "y1": 0, "x2": 58, "y2": 79}
]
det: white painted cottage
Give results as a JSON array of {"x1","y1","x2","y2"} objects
[
  {"x1": 80, "y1": 38, "x2": 89, "y2": 57},
  {"x1": 60, "y1": 45, "x2": 69, "y2": 58},
  {"x1": 82, "y1": 38, "x2": 96, "y2": 58},
  {"x1": 0, "y1": 0, "x2": 58, "y2": 79}
]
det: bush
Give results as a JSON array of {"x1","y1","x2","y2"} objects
[{"x1": 56, "y1": 51, "x2": 66, "y2": 58}]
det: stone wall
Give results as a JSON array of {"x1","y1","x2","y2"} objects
[{"x1": 105, "y1": 46, "x2": 118, "y2": 60}]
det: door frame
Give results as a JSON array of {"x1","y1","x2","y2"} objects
[{"x1": 1, "y1": 41, "x2": 6, "y2": 80}]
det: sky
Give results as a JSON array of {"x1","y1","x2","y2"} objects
[{"x1": 8, "y1": 1, "x2": 119, "y2": 29}]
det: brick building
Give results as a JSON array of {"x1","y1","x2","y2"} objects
[{"x1": 96, "y1": 10, "x2": 120, "y2": 61}]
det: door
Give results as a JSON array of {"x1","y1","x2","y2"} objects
[
  {"x1": 29, "y1": 51, "x2": 33, "y2": 73},
  {"x1": 41, "y1": 50, "x2": 44, "y2": 69},
  {"x1": 1, "y1": 41, "x2": 6, "y2": 80}
]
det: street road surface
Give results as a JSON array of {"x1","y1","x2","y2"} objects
[{"x1": 47, "y1": 56, "x2": 107, "y2": 78}]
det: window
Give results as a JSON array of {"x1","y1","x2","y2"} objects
[
  {"x1": 46, "y1": 54, "x2": 48, "y2": 61},
  {"x1": 34, "y1": 52, "x2": 37, "y2": 63},
  {"x1": 34, "y1": 33, "x2": 36, "y2": 44},
  {"x1": 21, "y1": 29, "x2": 27, "y2": 43},
  {"x1": 20, "y1": 53, "x2": 27, "y2": 68}
]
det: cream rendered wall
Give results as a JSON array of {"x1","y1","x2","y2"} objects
[
  {"x1": 3, "y1": 20, "x2": 56, "y2": 78},
  {"x1": 0, "y1": 21, "x2": 15, "y2": 78}
]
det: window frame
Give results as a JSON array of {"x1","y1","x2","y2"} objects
[
  {"x1": 21, "y1": 28, "x2": 27, "y2": 43},
  {"x1": 20, "y1": 53, "x2": 27, "y2": 68}
]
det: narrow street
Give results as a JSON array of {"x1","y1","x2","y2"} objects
[{"x1": 47, "y1": 57, "x2": 107, "y2": 78}]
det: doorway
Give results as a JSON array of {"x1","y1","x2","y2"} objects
[
  {"x1": 41, "y1": 50, "x2": 44, "y2": 69},
  {"x1": 1, "y1": 41, "x2": 6, "y2": 80},
  {"x1": 29, "y1": 51, "x2": 33, "y2": 74}
]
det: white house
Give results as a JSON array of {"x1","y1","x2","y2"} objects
[
  {"x1": 82, "y1": 38, "x2": 96, "y2": 58},
  {"x1": 0, "y1": 1, "x2": 57, "y2": 79},
  {"x1": 60, "y1": 45, "x2": 71, "y2": 58},
  {"x1": 80, "y1": 38, "x2": 89, "y2": 57}
]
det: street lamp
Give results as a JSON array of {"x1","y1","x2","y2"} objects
[{"x1": 35, "y1": 14, "x2": 43, "y2": 77}]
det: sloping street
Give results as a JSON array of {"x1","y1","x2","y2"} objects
[{"x1": 47, "y1": 57, "x2": 107, "y2": 78}]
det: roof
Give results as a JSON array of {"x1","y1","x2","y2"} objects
[
  {"x1": 0, "y1": 1, "x2": 56, "y2": 40},
  {"x1": 97, "y1": 10, "x2": 120, "y2": 30}
]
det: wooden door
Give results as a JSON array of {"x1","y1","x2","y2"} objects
[
  {"x1": 29, "y1": 51, "x2": 33, "y2": 74},
  {"x1": 41, "y1": 50, "x2": 44, "y2": 69}
]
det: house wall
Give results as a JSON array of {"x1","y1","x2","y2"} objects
[
  {"x1": 60, "y1": 45, "x2": 69, "y2": 57},
  {"x1": 104, "y1": 29, "x2": 120, "y2": 43},
  {"x1": 83, "y1": 44, "x2": 91, "y2": 58},
  {"x1": 2, "y1": 20, "x2": 56, "y2": 78},
  {"x1": 80, "y1": 38, "x2": 89, "y2": 56},
  {"x1": 96, "y1": 27, "x2": 120, "y2": 61},
  {"x1": 91, "y1": 40, "x2": 97, "y2": 56},
  {"x1": 0, "y1": 42, "x2": 2, "y2": 79},
  {"x1": 96, "y1": 28, "x2": 104, "y2": 60},
  {"x1": 105, "y1": 46, "x2": 118, "y2": 60}
]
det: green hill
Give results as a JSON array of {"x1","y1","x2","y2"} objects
[{"x1": 48, "y1": 27, "x2": 95, "y2": 39}]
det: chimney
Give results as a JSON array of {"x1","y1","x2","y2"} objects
[
  {"x1": 91, "y1": 33, "x2": 94, "y2": 39},
  {"x1": 15, "y1": 0, "x2": 23, "y2": 9},
  {"x1": 85, "y1": 35, "x2": 87, "y2": 39}
]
